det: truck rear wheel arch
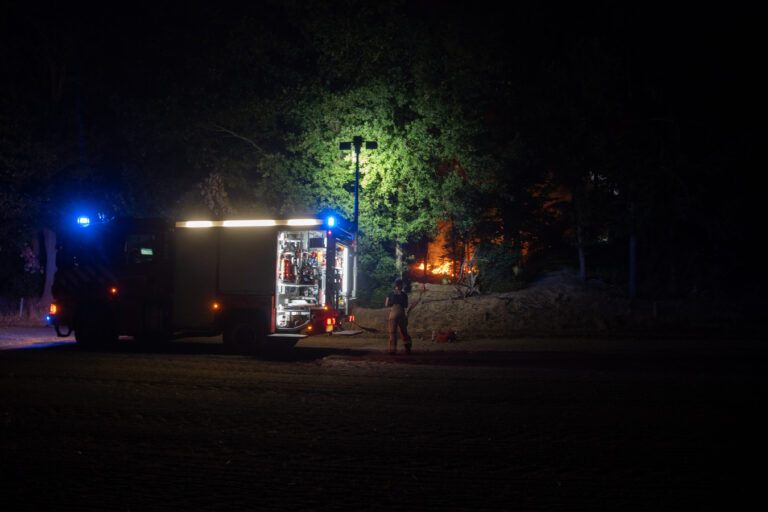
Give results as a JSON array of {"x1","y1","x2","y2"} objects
[
  {"x1": 74, "y1": 305, "x2": 118, "y2": 348},
  {"x1": 222, "y1": 310, "x2": 268, "y2": 354}
]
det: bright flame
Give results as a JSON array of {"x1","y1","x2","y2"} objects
[
  {"x1": 430, "y1": 261, "x2": 454, "y2": 275},
  {"x1": 416, "y1": 261, "x2": 455, "y2": 276}
]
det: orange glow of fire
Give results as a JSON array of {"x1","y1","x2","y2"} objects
[{"x1": 417, "y1": 261, "x2": 465, "y2": 277}]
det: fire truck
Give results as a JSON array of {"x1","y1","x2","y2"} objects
[{"x1": 48, "y1": 215, "x2": 356, "y2": 352}]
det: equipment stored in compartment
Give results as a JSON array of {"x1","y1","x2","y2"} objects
[{"x1": 275, "y1": 229, "x2": 350, "y2": 332}]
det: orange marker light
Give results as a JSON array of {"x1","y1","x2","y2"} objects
[
  {"x1": 212, "y1": 302, "x2": 221, "y2": 311},
  {"x1": 109, "y1": 287, "x2": 118, "y2": 295},
  {"x1": 349, "y1": 315, "x2": 355, "y2": 322},
  {"x1": 49, "y1": 303, "x2": 57, "y2": 315}
]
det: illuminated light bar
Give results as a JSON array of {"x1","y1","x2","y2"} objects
[
  {"x1": 287, "y1": 218, "x2": 323, "y2": 226},
  {"x1": 176, "y1": 219, "x2": 323, "y2": 228},
  {"x1": 184, "y1": 221, "x2": 214, "y2": 228},
  {"x1": 223, "y1": 220, "x2": 276, "y2": 227}
]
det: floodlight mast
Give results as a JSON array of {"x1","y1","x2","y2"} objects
[{"x1": 339, "y1": 136, "x2": 377, "y2": 300}]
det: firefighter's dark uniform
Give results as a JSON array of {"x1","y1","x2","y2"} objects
[{"x1": 386, "y1": 289, "x2": 412, "y2": 354}]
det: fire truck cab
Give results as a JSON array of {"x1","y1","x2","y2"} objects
[{"x1": 49, "y1": 216, "x2": 355, "y2": 352}]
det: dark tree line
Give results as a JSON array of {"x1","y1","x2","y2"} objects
[{"x1": 1, "y1": 1, "x2": 763, "y2": 306}]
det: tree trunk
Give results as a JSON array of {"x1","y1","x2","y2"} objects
[
  {"x1": 577, "y1": 224, "x2": 586, "y2": 281},
  {"x1": 627, "y1": 199, "x2": 637, "y2": 299},
  {"x1": 395, "y1": 240, "x2": 403, "y2": 275},
  {"x1": 573, "y1": 188, "x2": 587, "y2": 281},
  {"x1": 629, "y1": 233, "x2": 637, "y2": 298},
  {"x1": 41, "y1": 228, "x2": 57, "y2": 306},
  {"x1": 668, "y1": 262, "x2": 678, "y2": 297}
]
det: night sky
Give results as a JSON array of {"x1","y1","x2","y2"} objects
[{"x1": 4, "y1": 3, "x2": 761, "y2": 157}]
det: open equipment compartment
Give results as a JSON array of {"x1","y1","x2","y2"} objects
[
  {"x1": 276, "y1": 228, "x2": 323, "y2": 330},
  {"x1": 275, "y1": 227, "x2": 352, "y2": 333}
]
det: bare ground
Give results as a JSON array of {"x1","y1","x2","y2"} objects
[
  {"x1": 1, "y1": 270, "x2": 764, "y2": 510},
  {"x1": 350, "y1": 270, "x2": 757, "y2": 339},
  {"x1": 1, "y1": 330, "x2": 767, "y2": 511}
]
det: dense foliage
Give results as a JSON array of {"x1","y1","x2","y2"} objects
[{"x1": 1, "y1": 1, "x2": 762, "y2": 305}]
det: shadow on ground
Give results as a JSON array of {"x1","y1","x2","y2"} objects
[{"x1": 36, "y1": 337, "x2": 768, "y2": 373}]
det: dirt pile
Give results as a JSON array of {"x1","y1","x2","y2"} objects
[{"x1": 349, "y1": 269, "x2": 744, "y2": 338}]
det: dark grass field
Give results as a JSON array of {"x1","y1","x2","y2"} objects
[{"x1": 2, "y1": 335, "x2": 766, "y2": 511}]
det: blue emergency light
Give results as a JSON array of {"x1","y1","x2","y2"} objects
[
  {"x1": 77, "y1": 216, "x2": 91, "y2": 227},
  {"x1": 326, "y1": 216, "x2": 336, "y2": 227}
]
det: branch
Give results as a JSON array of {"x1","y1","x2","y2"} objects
[
  {"x1": 407, "y1": 283, "x2": 427, "y2": 316},
  {"x1": 212, "y1": 124, "x2": 266, "y2": 155}
]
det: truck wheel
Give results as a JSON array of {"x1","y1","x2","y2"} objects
[
  {"x1": 223, "y1": 314, "x2": 266, "y2": 354},
  {"x1": 75, "y1": 310, "x2": 117, "y2": 348},
  {"x1": 135, "y1": 304, "x2": 172, "y2": 346}
]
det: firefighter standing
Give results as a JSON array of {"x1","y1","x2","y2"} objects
[{"x1": 385, "y1": 277, "x2": 412, "y2": 354}]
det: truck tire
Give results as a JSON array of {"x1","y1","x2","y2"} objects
[
  {"x1": 75, "y1": 309, "x2": 118, "y2": 348},
  {"x1": 134, "y1": 304, "x2": 172, "y2": 346},
  {"x1": 223, "y1": 313, "x2": 267, "y2": 354}
]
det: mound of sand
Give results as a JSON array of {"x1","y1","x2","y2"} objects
[{"x1": 348, "y1": 269, "x2": 743, "y2": 338}]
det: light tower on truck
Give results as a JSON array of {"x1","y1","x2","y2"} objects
[{"x1": 339, "y1": 136, "x2": 377, "y2": 299}]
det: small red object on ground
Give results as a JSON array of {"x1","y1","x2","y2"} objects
[{"x1": 432, "y1": 329, "x2": 456, "y2": 343}]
